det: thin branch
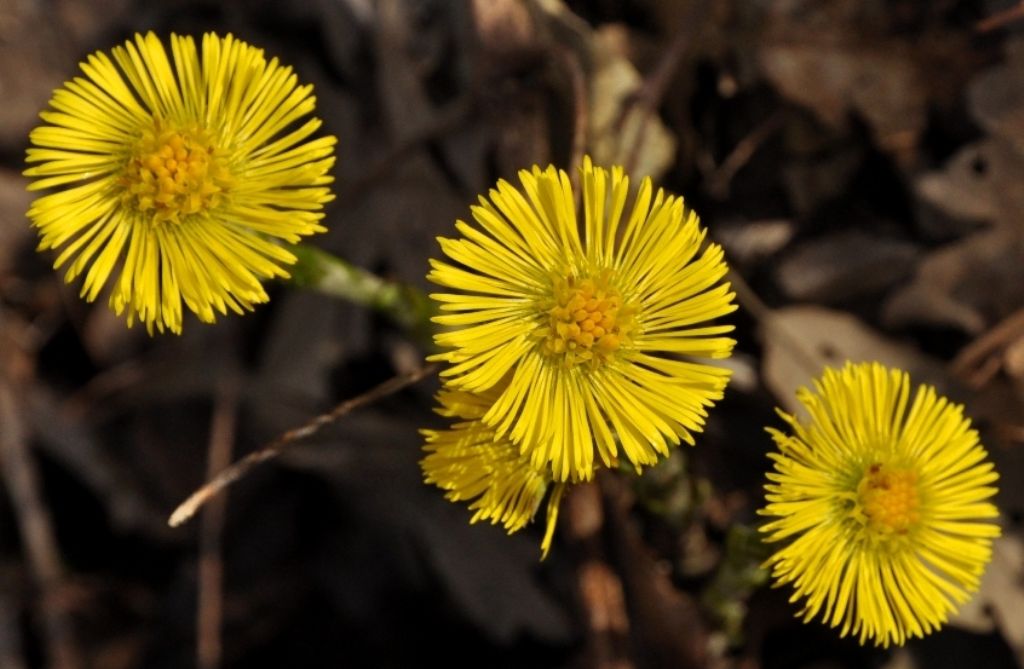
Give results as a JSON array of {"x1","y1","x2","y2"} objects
[
  {"x1": 559, "y1": 44, "x2": 588, "y2": 197},
  {"x1": 724, "y1": 264, "x2": 828, "y2": 380},
  {"x1": 169, "y1": 363, "x2": 439, "y2": 527},
  {"x1": 724, "y1": 267, "x2": 771, "y2": 323},
  {"x1": 977, "y1": 1, "x2": 1024, "y2": 32},
  {"x1": 0, "y1": 586, "x2": 27, "y2": 669},
  {"x1": 601, "y1": 473, "x2": 707, "y2": 669},
  {"x1": 0, "y1": 380, "x2": 81, "y2": 669},
  {"x1": 951, "y1": 308, "x2": 1024, "y2": 387},
  {"x1": 704, "y1": 111, "x2": 785, "y2": 199},
  {"x1": 621, "y1": 0, "x2": 713, "y2": 177},
  {"x1": 197, "y1": 377, "x2": 240, "y2": 669},
  {"x1": 565, "y1": 481, "x2": 634, "y2": 669}
]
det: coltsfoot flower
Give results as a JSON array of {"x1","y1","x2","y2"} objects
[
  {"x1": 429, "y1": 157, "x2": 736, "y2": 481},
  {"x1": 760, "y1": 362, "x2": 1001, "y2": 647},
  {"x1": 421, "y1": 385, "x2": 565, "y2": 558},
  {"x1": 26, "y1": 32, "x2": 336, "y2": 333}
]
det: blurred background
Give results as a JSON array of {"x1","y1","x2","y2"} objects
[{"x1": 1, "y1": 0, "x2": 1024, "y2": 667}]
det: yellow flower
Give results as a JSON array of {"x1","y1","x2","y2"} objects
[
  {"x1": 428, "y1": 157, "x2": 736, "y2": 482},
  {"x1": 760, "y1": 362, "x2": 1001, "y2": 647},
  {"x1": 421, "y1": 385, "x2": 566, "y2": 558},
  {"x1": 25, "y1": 32, "x2": 336, "y2": 334}
]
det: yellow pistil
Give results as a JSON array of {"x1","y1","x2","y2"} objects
[
  {"x1": 120, "y1": 121, "x2": 232, "y2": 223},
  {"x1": 856, "y1": 463, "x2": 920, "y2": 536},
  {"x1": 542, "y1": 271, "x2": 635, "y2": 367}
]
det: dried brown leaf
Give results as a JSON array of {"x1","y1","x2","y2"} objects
[
  {"x1": 715, "y1": 219, "x2": 795, "y2": 267},
  {"x1": 762, "y1": 306, "x2": 946, "y2": 414},
  {"x1": 915, "y1": 139, "x2": 1001, "y2": 225},
  {"x1": 588, "y1": 28, "x2": 677, "y2": 182},
  {"x1": 969, "y1": 37, "x2": 1024, "y2": 155},
  {"x1": 760, "y1": 42, "x2": 926, "y2": 158},
  {"x1": 883, "y1": 229, "x2": 1024, "y2": 335},
  {"x1": 952, "y1": 532, "x2": 1024, "y2": 666},
  {"x1": 774, "y1": 230, "x2": 919, "y2": 303}
]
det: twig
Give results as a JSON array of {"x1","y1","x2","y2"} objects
[
  {"x1": 704, "y1": 111, "x2": 785, "y2": 199},
  {"x1": 601, "y1": 473, "x2": 706, "y2": 669},
  {"x1": 558, "y1": 44, "x2": 588, "y2": 198},
  {"x1": 0, "y1": 379, "x2": 81, "y2": 669},
  {"x1": 169, "y1": 363, "x2": 439, "y2": 527},
  {"x1": 977, "y1": 1, "x2": 1024, "y2": 32},
  {"x1": 621, "y1": 0, "x2": 713, "y2": 177},
  {"x1": 995, "y1": 422, "x2": 1024, "y2": 443},
  {"x1": 0, "y1": 586, "x2": 27, "y2": 669},
  {"x1": 724, "y1": 267, "x2": 771, "y2": 323},
  {"x1": 197, "y1": 377, "x2": 240, "y2": 669},
  {"x1": 720, "y1": 261, "x2": 826, "y2": 380},
  {"x1": 60, "y1": 359, "x2": 147, "y2": 422},
  {"x1": 565, "y1": 482, "x2": 634, "y2": 669},
  {"x1": 950, "y1": 308, "x2": 1024, "y2": 387}
]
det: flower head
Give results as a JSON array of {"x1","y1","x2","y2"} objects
[
  {"x1": 421, "y1": 385, "x2": 565, "y2": 558},
  {"x1": 26, "y1": 32, "x2": 336, "y2": 333},
  {"x1": 760, "y1": 362, "x2": 1001, "y2": 647},
  {"x1": 428, "y1": 157, "x2": 736, "y2": 481}
]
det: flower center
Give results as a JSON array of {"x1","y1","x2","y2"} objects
[
  {"x1": 541, "y1": 272, "x2": 635, "y2": 367},
  {"x1": 856, "y1": 463, "x2": 920, "y2": 535},
  {"x1": 121, "y1": 122, "x2": 232, "y2": 223}
]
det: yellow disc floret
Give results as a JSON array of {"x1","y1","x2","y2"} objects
[
  {"x1": 760, "y1": 362, "x2": 1001, "y2": 647},
  {"x1": 542, "y1": 271, "x2": 635, "y2": 367},
  {"x1": 121, "y1": 121, "x2": 232, "y2": 223},
  {"x1": 428, "y1": 157, "x2": 736, "y2": 481},
  {"x1": 856, "y1": 463, "x2": 920, "y2": 536},
  {"x1": 25, "y1": 32, "x2": 336, "y2": 335}
]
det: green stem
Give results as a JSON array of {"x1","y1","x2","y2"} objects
[
  {"x1": 700, "y1": 524, "x2": 770, "y2": 645},
  {"x1": 286, "y1": 244, "x2": 436, "y2": 344}
]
